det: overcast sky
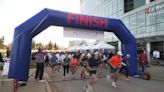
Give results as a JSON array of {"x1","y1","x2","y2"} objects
[{"x1": 0, "y1": 0, "x2": 87, "y2": 48}]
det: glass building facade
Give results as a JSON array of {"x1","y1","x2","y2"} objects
[{"x1": 80, "y1": 0, "x2": 164, "y2": 59}]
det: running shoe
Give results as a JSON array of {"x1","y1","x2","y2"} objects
[
  {"x1": 112, "y1": 82, "x2": 117, "y2": 88},
  {"x1": 38, "y1": 80, "x2": 45, "y2": 83},
  {"x1": 84, "y1": 84, "x2": 92, "y2": 92}
]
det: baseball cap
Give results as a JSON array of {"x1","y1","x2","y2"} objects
[
  {"x1": 117, "y1": 51, "x2": 123, "y2": 56},
  {"x1": 94, "y1": 51, "x2": 99, "y2": 55}
]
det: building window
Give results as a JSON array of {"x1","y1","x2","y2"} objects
[
  {"x1": 118, "y1": 0, "x2": 124, "y2": 11},
  {"x1": 150, "y1": 0, "x2": 155, "y2": 2},
  {"x1": 133, "y1": 0, "x2": 145, "y2": 8},
  {"x1": 146, "y1": 24, "x2": 156, "y2": 33},
  {"x1": 107, "y1": 2, "x2": 113, "y2": 17},
  {"x1": 122, "y1": 16, "x2": 130, "y2": 29},
  {"x1": 130, "y1": 29, "x2": 137, "y2": 35},
  {"x1": 124, "y1": 0, "x2": 145, "y2": 13},
  {"x1": 130, "y1": 13, "x2": 137, "y2": 29},
  {"x1": 113, "y1": 0, "x2": 118, "y2": 14},
  {"x1": 137, "y1": 10, "x2": 146, "y2": 27},
  {"x1": 146, "y1": 14, "x2": 156, "y2": 25},
  {"x1": 124, "y1": 0, "x2": 134, "y2": 12},
  {"x1": 137, "y1": 27, "x2": 146, "y2": 34},
  {"x1": 156, "y1": 14, "x2": 164, "y2": 23},
  {"x1": 157, "y1": 23, "x2": 164, "y2": 31}
]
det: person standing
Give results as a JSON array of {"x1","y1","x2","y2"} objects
[
  {"x1": 108, "y1": 51, "x2": 123, "y2": 88},
  {"x1": 0, "y1": 52, "x2": 4, "y2": 64},
  {"x1": 35, "y1": 47, "x2": 46, "y2": 82},
  {"x1": 152, "y1": 49, "x2": 160, "y2": 65},
  {"x1": 139, "y1": 50, "x2": 148, "y2": 72},
  {"x1": 6, "y1": 47, "x2": 10, "y2": 58}
]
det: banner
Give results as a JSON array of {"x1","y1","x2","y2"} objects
[{"x1": 63, "y1": 27, "x2": 104, "y2": 40}]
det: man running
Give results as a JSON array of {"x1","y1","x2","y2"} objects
[
  {"x1": 108, "y1": 51, "x2": 123, "y2": 88},
  {"x1": 62, "y1": 54, "x2": 70, "y2": 79},
  {"x1": 84, "y1": 52, "x2": 99, "y2": 92}
]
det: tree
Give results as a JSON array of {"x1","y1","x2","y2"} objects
[
  {"x1": 35, "y1": 42, "x2": 43, "y2": 49},
  {"x1": 80, "y1": 40, "x2": 87, "y2": 45},
  {"x1": 32, "y1": 40, "x2": 36, "y2": 50},
  {"x1": 0, "y1": 38, "x2": 4, "y2": 49},
  {"x1": 53, "y1": 43, "x2": 59, "y2": 50},
  {"x1": 47, "y1": 41, "x2": 53, "y2": 50}
]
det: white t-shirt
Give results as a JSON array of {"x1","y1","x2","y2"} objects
[{"x1": 153, "y1": 50, "x2": 160, "y2": 58}]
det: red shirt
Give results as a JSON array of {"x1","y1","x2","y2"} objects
[
  {"x1": 109, "y1": 55, "x2": 122, "y2": 68},
  {"x1": 139, "y1": 53, "x2": 147, "y2": 63}
]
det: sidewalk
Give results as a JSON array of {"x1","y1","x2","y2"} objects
[
  {"x1": 146, "y1": 65, "x2": 164, "y2": 81},
  {"x1": 17, "y1": 69, "x2": 52, "y2": 92}
]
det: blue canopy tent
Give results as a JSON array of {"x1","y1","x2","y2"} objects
[{"x1": 9, "y1": 8, "x2": 138, "y2": 81}]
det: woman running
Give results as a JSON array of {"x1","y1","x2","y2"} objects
[{"x1": 70, "y1": 56, "x2": 79, "y2": 78}]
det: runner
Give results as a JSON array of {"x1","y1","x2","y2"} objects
[
  {"x1": 84, "y1": 52, "x2": 99, "y2": 92},
  {"x1": 119, "y1": 54, "x2": 130, "y2": 80},
  {"x1": 62, "y1": 54, "x2": 70, "y2": 79},
  {"x1": 97, "y1": 52, "x2": 104, "y2": 77},
  {"x1": 50, "y1": 53, "x2": 58, "y2": 75},
  {"x1": 55, "y1": 52, "x2": 60, "y2": 72},
  {"x1": 70, "y1": 56, "x2": 79, "y2": 78},
  {"x1": 80, "y1": 53, "x2": 88, "y2": 79},
  {"x1": 108, "y1": 51, "x2": 123, "y2": 88}
]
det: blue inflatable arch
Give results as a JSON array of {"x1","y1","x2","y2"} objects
[{"x1": 9, "y1": 8, "x2": 137, "y2": 81}]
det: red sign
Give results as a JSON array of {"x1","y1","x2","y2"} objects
[{"x1": 68, "y1": 13, "x2": 108, "y2": 28}]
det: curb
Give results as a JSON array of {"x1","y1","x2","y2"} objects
[{"x1": 44, "y1": 73, "x2": 53, "y2": 92}]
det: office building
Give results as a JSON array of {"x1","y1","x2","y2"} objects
[{"x1": 80, "y1": 0, "x2": 164, "y2": 59}]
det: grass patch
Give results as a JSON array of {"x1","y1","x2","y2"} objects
[{"x1": 29, "y1": 64, "x2": 36, "y2": 69}]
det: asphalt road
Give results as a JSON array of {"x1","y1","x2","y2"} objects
[{"x1": 46, "y1": 66, "x2": 164, "y2": 92}]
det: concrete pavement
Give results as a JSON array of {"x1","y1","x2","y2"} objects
[
  {"x1": 46, "y1": 66, "x2": 164, "y2": 92},
  {"x1": 0, "y1": 68, "x2": 52, "y2": 92},
  {"x1": 1, "y1": 65, "x2": 164, "y2": 92},
  {"x1": 17, "y1": 69, "x2": 52, "y2": 92}
]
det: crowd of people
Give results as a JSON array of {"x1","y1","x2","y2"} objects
[
  {"x1": 31, "y1": 47, "x2": 162, "y2": 92},
  {"x1": 0, "y1": 47, "x2": 161, "y2": 92},
  {"x1": 32, "y1": 47, "x2": 132, "y2": 92}
]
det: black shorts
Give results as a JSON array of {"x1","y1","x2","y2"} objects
[
  {"x1": 89, "y1": 67, "x2": 97, "y2": 75},
  {"x1": 58, "y1": 63, "x2": 62, "y2": 65}
]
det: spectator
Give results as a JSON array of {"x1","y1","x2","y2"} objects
[
  {"x1": 139, "y1": 50, "x2": 148, "y2": 72},
  {"x1": 152, "y1": 49, "x2": 160, "y2": 65},
  {"x1": 0, "y1": 52, "x2": 4, "y2": 63},
  {"x1": 6, "y1": 47, "x2": 10, "y2": 58},
  {"x1": 35, "y1": 47, "x2": 46, "y2": 82}
]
